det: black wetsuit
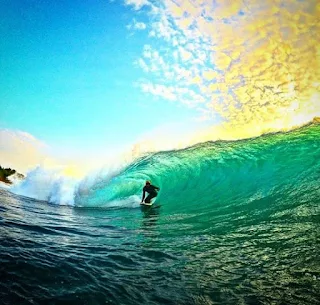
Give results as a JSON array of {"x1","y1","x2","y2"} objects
[{"x1": 142, "y1": 184, "x2": 160, "y2": 203}]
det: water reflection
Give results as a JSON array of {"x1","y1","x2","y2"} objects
[{"x1": 140, "y1": 204, "x2": 160, "y2": 235}]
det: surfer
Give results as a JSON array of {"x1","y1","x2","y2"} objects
[{"x1": 141, "y1": 180, "x2": 160, "y2": 204}]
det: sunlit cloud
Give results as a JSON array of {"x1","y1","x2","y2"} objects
[
  {"x1": 0, "y1": 129, "x2": 96, "y2": 178},
  {"x1": 126, "y1": 0, "x2": 320, "y2": 139},
  {"x1": 0, "y1": 129, "x2": 48, "y2": 174}
]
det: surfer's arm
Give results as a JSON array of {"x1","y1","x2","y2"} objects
[
  {"x1": 141, "y1": 190, "x2": 146, "y2": 202},
  {"x1": 151, "y1": 184, "x2": 160, "y2": 191}
]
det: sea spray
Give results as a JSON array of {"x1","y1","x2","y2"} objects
[{"x1": 11, "y1": 166, "x2": 78, "y2": 205}]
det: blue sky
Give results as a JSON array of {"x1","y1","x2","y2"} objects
[
  {"x1": 0, "y1": 0, "x2": 200, "y2": 163},
  {"x1": 1, "y1": 0, "x2": 319, "y2": 174}
]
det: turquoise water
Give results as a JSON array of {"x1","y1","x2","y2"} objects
[{"x1": 1, "y1": 123, "x2": 319, "y2": 304}]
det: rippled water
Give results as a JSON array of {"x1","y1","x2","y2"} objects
[
  {"x1": 1, "y1": 191, "x2": 320, "y2": 304},
  {"x1": 1, "y1": 124, "x2": 320, "y2": 304}
]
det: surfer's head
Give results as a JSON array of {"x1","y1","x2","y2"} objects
[{"x1": 146, "y1": 180, "x2": 151, "y2": 185}]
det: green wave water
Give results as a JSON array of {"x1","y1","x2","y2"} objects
[
  {"x1": 1, "y1": 123, "x2": 319, "y2": 305},
  {"x1": 76, "y1": 123, "x2": 320, "y2": 225}
]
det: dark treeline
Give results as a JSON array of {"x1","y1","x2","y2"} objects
[{"x1": 0, "y1": 166, "x2": 18, "y2": 184}]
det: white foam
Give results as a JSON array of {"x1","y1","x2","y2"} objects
[
  {"x1": 11, "y1": 166, "x2": 78, "y2": 205},
  {"x1": 9, "y1": 162, "x2": 140, "y2": 207},
  {"x1": 100, "y1": 195, "x2": 141, "y2": 209}
]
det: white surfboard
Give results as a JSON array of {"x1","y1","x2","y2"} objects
[{"x1": 140, "y1": 202, "x2": 153, "y2": 206}]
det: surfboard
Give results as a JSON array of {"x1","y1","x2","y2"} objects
[{"x1": 140, "y1": 202, "x2": 153, "y2": 206}]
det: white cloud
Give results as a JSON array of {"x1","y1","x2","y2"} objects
[
  {"x1": 124, "y1": 0, "x2": 150, "y2": 11},
  {"x1": 127, "y1": 18, "x2": 147, "y2": 30},
  {"x1": 0, "y1": 129, "x2": 115, "y2": 178},
  {"x1": 125, "y1": 0, "x2": 320, "y2": 135},
  {"x1": 134, "y1": 21, "x2": 146, "y2": 30},
  {"x1": 135, "y1": 58, "x2": 149, "y2": 72},
  {"x1": 0, "y1": 129, "x2": 48, "y2": 174},
  {"x1": 140, "y1": 83, "x2": 177, "y2": 101}
]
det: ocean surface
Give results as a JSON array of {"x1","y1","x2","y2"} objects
[{"x1": 1, "y1": 123, "x2": 320, "y2": 305}]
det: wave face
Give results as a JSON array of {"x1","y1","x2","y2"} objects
[{"x1": 75, "y1": 123, "x2": 320, "y2": 221}]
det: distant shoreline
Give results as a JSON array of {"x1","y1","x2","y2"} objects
[{"x1": 0, "y1": 177, "x2": 12, "y2": 184}]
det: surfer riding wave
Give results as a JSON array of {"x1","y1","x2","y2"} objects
[{"x1": 141, "y1": 181, "x2": 160, "y2": 204}]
